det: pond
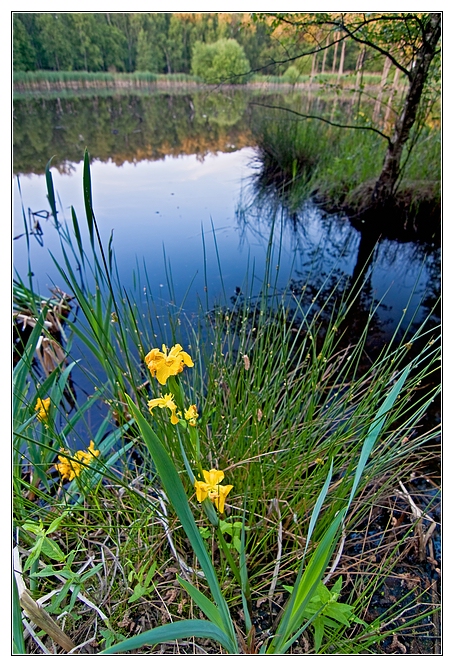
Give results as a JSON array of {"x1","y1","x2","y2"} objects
[{"x1": 13, "y1": 90, "x2": 440, "y2": 405}]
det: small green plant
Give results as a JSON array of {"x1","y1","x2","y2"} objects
[
  {"x1": 29, "y1": 551, "x2": 103, "y2": 616},
  {"x1": 200, "y1": 520, "x2": 250, "y2": 555},
  {"x1": 283, "y1": 577, "x2": 370, "y2": 652},
  {"x1": 127, "y1": 561, "x2": 157, "y2": 603}
]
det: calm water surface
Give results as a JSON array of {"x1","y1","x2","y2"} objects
[{"x1": 13, "y1": 92, "x2": 439, "y2": 365}]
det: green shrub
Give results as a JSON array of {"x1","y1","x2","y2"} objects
[
  {"x1": 283, "y1": 65, "x2": 301, "y2": 84},
  {"x1": 191, "y1": 38, "x2": 250, "y2": 85}
]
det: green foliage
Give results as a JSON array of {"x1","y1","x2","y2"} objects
[
  {"x1": 283, "y1": 577, "x2": 368, "y2": 652},
  {"x1": 200, "y1": 520, "x2": 250, "y2": 554},
  {"x1": 13, "y1": 14, "x2": 36, "y2": 71},
  {"x1": 283, "y1": 65, "x2": 301, "y2": 84},
  {"x1": 136, "y1": 28, "x2": 162, "y2": 73},
  {"x1": 21, "y1": 515, "x2": 69, "y2": 573},
  {"x1": 127, "y1": 561, "x2": 157, "y2": 603},
  {"x1": 13, "y1": 12, "x2": 281, "y2": 75},
  {"x1": 191, "y1": 38, "x2": 251, "y2": 84},
  {"x1": 30, "y1": 551, "x2": 104, "y2": 616}
]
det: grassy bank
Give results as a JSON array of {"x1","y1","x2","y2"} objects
[
  {"x1": 248, "y1": 107, "x2": 440, "y2": 235},
  {"x1": 13, "y1": 70, "x2": 386, "y2": 95},
  {"x1": 13, "y1": 152, "x2": 440, "y2": 654}
]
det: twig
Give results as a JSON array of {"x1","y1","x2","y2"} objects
[
  {"x1": 268, "y1": 499, "x2": 283, "y2": 600},
  {"x1": 394, "y1": 480, "x2": 438, "y2": 560},
  {"x1": 22, "y1": 617, "x2": 53, "y2": 654},
  {"x1": 155, "y1": 489, "x2": 205, "y2": 579},
  {"x1": 19, "y1": 590, "x2": 76, "y2": 653},
  {"x1": 323, "y1": 525, "x2": 346, "y2": 585}
]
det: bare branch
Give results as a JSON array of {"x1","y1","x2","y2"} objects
[{"x1": 249, "y1": 101, "x2": 392, "y2": 145}]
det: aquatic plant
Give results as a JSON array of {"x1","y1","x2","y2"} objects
[{"x1": 12, "y1": 151, "x2": 440, "y2": 654}]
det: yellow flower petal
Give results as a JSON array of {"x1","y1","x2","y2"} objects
[
  {"x1": 35, "y1": 397, "x2": 51, "y2": 422},
  {"x1": 145, "y1": 343, "x2": 194, "y2": 385},
  {"x1": 194, "y1": 469, "x2": 232, "y2": 513},
  {"x1": 194, "y1": 480, "x2": 209, "y2": 502},
  {"x1": 55, "y1": 441, "x2": 99, "y2": 481},
  {"x1": 203, "y1": 469, "x2": 225, "y2": 486},
  {"x1": 148, "y1": 394, "x2": 180, "y2": 425},
  {"x1": 88, "y1": 441, "x2": 100, "y2": 457},
  {"x1": 184, "y1": 404, "x2": 199, "y2": 426},
  {"x1": 214, "y1": 484, "x2": 233, "y2": 514}
]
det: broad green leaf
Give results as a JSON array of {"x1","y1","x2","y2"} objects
[
  {"x1": 128, "y1": 583, "x2": 147, "y2": 603},
  {"x1": 313, "y1": 616, "x2": 325, "y2": 652},
  {"x1": 39, "y1": 536, "x2": 66, "y2": 563},
  {"x1": 22, "y1": 522, "x2": 42, "y2": 536},
  {"x1": 23, "y1": 536, "x2": 44, "y2": 572},
  {"x1": 100, "y1": 619, "x2": 237, "y2": 655},
  {"x1": 176, "y1": 575, "x2": 224, "y2": 629}
]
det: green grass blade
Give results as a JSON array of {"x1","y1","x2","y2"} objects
[
  {"x1": 45, "y1": 156, "x2": 58, "y2": 225},
  {"x1": 83, "y1": 148, "x2": 94, "y2": 247},
  {"x1": 12, "y1": 573, "x2": 26, "y2": 654},
  {"x1": 304, "y1": 459, "x2": 334, "y2": 558},
  {"x1": 70, "y1": 206, "x2": 85, "y2": 267},
  {"x1": 346, "y1": 363, "x2": 412, "y2": 511},
  {"x1": 176, "y1": 575, "x2": 224, "y2": 628},
  {"x1": 100, "y1": 619, "x2": 236, "y2": 654},
  {"x1": 239, "y1": 509, "x2": 252, "y2": 634}
]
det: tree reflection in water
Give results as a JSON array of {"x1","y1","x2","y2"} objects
[{"x1": 235, "y1": 171, "x2": 440, "y2": 359}]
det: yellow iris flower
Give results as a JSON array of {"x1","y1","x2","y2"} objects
[
  {"x1": 184, "y1": 404, "x2": 199, "y2": 426},
  {"x1": 145, "y1": 344, "x2": 194, "y2": 385},
  {"x1": 148, "y1": 393, "x2": 180, "y2": 425},
  {"x1": 194, "y1": 469, "x2": 233, "y2": 514},
  {"x1": 55, "y1": 441, "x2": 100, "y2": 482},
  {"x1": 35, "y1": 397, "x2": 51, "y2": 422}
]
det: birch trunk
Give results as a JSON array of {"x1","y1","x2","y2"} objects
[
  {"x1": 331, "y1": 34, "x2": 339, "y2": 73},
  {"x1": 321, "y1": 35, "x2": 330, "y2": 73},
  {"x1": 337, "y1": 40, "x2": 346, "y2": 81},
  {"x1": 372, "y1": 13, "x2": 441, "y2": 204},
  {"x1": 373, "y1": 57, "x2": 392, "y2": 124}
]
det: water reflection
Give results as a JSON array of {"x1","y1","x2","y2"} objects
[
  {"x1": 13, "y1": 91, "x2": 256, "y2": 175},
  {"x1": 13, "y1": 88, "x2": 440, "y2": 351},
  {"x1": 236, "y1": 172, "x2": 440, "y2": 348}
]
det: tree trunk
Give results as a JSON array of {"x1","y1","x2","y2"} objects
[
  {"x1": 372, "y1": 13, "x2": 441, "y2": 204},
  {"x1": 373, "y1": 57, "x2": 392, "y2": 124},
  {"x1": 383, "y1": 66, "x2": 401, "y2": 133},
  {"x1": 331, "y1": 34, "x2": 339, "y2": 73},
  {"x1": 352, "y1": 46, "x2": 366, "y2": 110},
  {"x1": 321, "y1": 35, "x2": 330, "y2": 73},
  {"x1": 310, "y1": 52, "x2": 317, "y2": 81},
  {"x1": 337, "y1": 39, "x2": 346, "y2": 81}
]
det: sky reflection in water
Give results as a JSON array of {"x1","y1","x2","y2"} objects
[{"x1": 14, "y1": 146, "x2": 436, "y2": 340}]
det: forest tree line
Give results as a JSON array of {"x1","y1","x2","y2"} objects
[{"x1": 13, "y1": 12, "x2": 385, "y2": 77}]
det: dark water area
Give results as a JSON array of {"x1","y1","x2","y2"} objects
[{"x1": 13, "y1": 91, "x2": 440, "y2": 423}]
